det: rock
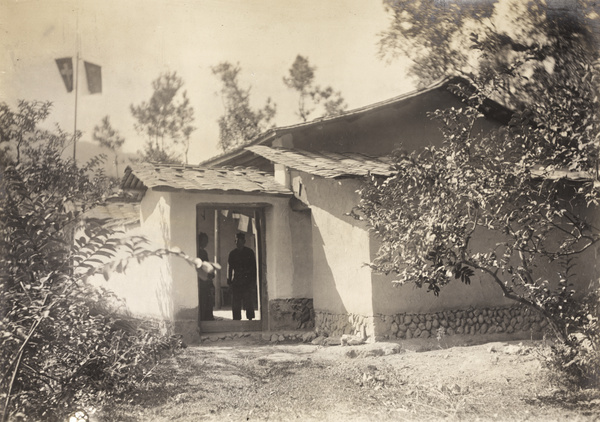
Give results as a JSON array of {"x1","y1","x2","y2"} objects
[
  {"x1": 440, "y1": 319, "x2": 448, "y2": 328},
  {"x1": 311, "y1": 336, "x2": 326, "y2": 345},
  {"x1": 302, "y1": 331, "x2": 317, "y2": 343},
  {"x1": 419, "y1": 330, "x2": 430, "y2": 339},
  {"x1": 488, "y1": 342, "x2": 507, "y2": 353},
  {"x1": 384, "y1": 344, "x2": 403, "y2": 355},
  {"x1": 405, "y1": 329, "x2": 413, "y2": 339},
  {"x1": 405, "y1": 315, "x2": 412, "y2": 325},
  {"x1": 425, "y1": 321, "x2": 432, "y2": 331},
  {"x1": 278, "y1": 335, "x2": 285, "y2": 342},
  {"x1": 480, "y1": 323, "x2": 488, "y2": 334},
  {"x1": 418, "y1": 322, "x2": 426, "y2": 330},
  {"x1": 271, "y1": 334, "x2": 279, "y2": 342},
  {"x1": 432, "y1": 319, "x2": 439, "y2": 329},
  {"x1": 348, "y1": 336, "x2": 366, "y2": 346},
  {"x1": 478, "y1": 315, "x2": 484, "y2": 324},
  {"x1": 414, "y1": 328, "x2": 422, "y2": 337},
  {"x1": 325, "y1": 337, "x2": 341, "y2": 346},
  {"x1": 341, "y1": 334, "x2": 365, "y2": 346},
  {"x1": 503, "y1": 344, "x2": 522, "y2": 355},
  {"x1": 345, "y1": 349, "x2": 358, "y2": 358}
]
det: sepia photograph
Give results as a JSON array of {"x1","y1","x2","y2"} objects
[{"x1": 1, "y1": 0, "x2": 599, "y2": 420}]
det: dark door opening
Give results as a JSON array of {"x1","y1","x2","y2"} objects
[{"x1": 196, "y1": 206, "x2": 266, "y2": 333}]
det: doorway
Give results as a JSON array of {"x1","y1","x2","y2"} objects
[{"x1": 196, "y1": 205, "x2": 266, "y2": 333}]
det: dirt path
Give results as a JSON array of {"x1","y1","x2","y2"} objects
[{"x1": 98, "y1": 337, "x2": 600, "y2": 422}]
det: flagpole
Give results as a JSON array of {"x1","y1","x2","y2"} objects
[
  {"x1": 73, "y1": 51, "x2": 79, "y2": 161},
  {"x1": 73, "y1": 9, "x2": 80, "y2": 162}
]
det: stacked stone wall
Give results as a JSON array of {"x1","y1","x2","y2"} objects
[
  {"x1": 268, "y1": 298, "x2": 314, "y2": 330},
  {"x1": 377, "y1": 306, "x2": 548, "y2": 340},
  {"x1": 315, "y1": 306, "x2": 548, "y2": 341},
  {"x1": 314, "y1": 311, "x2": 375, "y2": 339}
]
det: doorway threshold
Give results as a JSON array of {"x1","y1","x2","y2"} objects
[{"x1": 199, "y1": 320, "x2": 261, "y2": 333}]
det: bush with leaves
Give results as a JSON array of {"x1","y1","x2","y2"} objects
[
  {"x1": 356, "y1": 2, "x2": 600, "y2": 386},
  {"x1": 0, "y1": 101, "x2": 214, "y2": 420},
  {"x1": 541, "y1": 282, "x2": 600, "y2": 388}
]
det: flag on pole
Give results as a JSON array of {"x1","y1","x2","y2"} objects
[
  {"x1": 55, "y1": 57, "x2": 74, "y2": 92},
  {"x1": 84, "y1": 61, "x2": 102, "y2": 94}
]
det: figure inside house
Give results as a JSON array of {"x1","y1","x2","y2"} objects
[
  {"x1": 197, "y1": 232, "x2": 215, "y2": 321},
  {"x1": 227, "y1": 232, "x2": 257, "y2": 320}
]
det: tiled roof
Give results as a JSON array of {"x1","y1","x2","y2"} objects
[
  {"x1": 530, "y1": 167, "x2": 600, "y2": 189},
  {"x1": 83, "y1": 202, "x2": 140, "y2": 228},
  {"x1": 246, "y1": 146, "x2": 394, "y2": 178},
  {"x1": 122, "y1": 163, "x2": 292, "y2": 196},
  {"x1": 200, "y1": 75, "x2": 512, "y2": 167}
]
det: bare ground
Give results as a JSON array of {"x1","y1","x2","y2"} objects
[{"x1": 96, "y1": 335, "x2": 600, "y2": 422}]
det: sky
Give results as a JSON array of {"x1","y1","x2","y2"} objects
[{"x1": 0, "y1": 0, "x2": 414, "y2": 164}]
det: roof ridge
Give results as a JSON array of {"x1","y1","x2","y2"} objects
[{"x1": 199, "y1": 76, "x2": 463, "y2": 166}]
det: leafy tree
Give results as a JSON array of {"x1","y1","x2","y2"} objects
[
  {"x1": 0, "y1": 101, "x2": 56, "y2": 163},
  {"x1": 283, "y1": 55, "x2": 347, "y2": 122},
  {"x1": 212, "y1": 62, "x2": 277, "y2": 151},
  {"x1": 355, "y1": 1, "x2": 600, "y2": 384},
  {"x1": 93, "y1": 115, "x2": 125, "y2": 177},
  {"x1": 130, "y1": 71, "x2": 195, "y2": 164},
  {"x1": 0, "y1": 101, "x2": 216, "y2": 420}
]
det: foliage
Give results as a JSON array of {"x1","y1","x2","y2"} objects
[
  {"x1": 0, "y1": 101, "x2": 59, "y2": 164},
  {"x1": 541, "y1": 284, "x2": 600, "y2": 388},
  {"x1": 0, "y1": 101, "x2": 214, "y2": 420},
  {"x1": 130, "y1": 71, "x2": 195, "y2": 164},
  {"x1": 212, "y1": 62, "x2": 277, "y2": 151},
  {"x1": 283, "y1": 55, "x2": 347, "y2": 122},
  {"x1": 355, "y1": 0, "x2": 600, "y2": 383},
  {"x1": 92, "y1": 115, "x2": 125, "y2": 177},
  {"x1": 379, "y1": 0, "x2": 599, "y2": 93}
]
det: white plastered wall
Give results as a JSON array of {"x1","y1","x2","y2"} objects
[
  {"x1": 160, "y1": 190, "x2": 301, "y2": 320},
  {"x1": 292, "y1": 171, "x2": 374, "y2": 316}
]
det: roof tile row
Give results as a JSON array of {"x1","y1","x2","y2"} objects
[
  {"x1": 246, "y1": 146, "x2": 393, "y2": 178},
  {"x1": 122, "y1": 163, "x2": 292, "y2": 196}
]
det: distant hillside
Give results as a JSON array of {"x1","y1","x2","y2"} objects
[{"x1": 70, "y1": 141, "x2": 138, "y2": 179}]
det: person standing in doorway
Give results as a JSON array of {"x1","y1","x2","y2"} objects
[
  {"x1": 227, "y1": 232, "x2": 256, "y2": 320},
  {"x1": 197, "y1": 232, "x2": 215, "y2": 322}
]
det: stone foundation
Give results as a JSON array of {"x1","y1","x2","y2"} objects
[
  {"x1": 377, "y1": 306, "x2": 548, "y2": 340},
  {"x1": 315, "y1": 306, "x2": 548, "y2": 341},
  {"x1": 314, "y1": 311, "x2": 375, "y2": 339},
  {"x1": 268, "y1": 298, "x2": 314, "y2": 330}
]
